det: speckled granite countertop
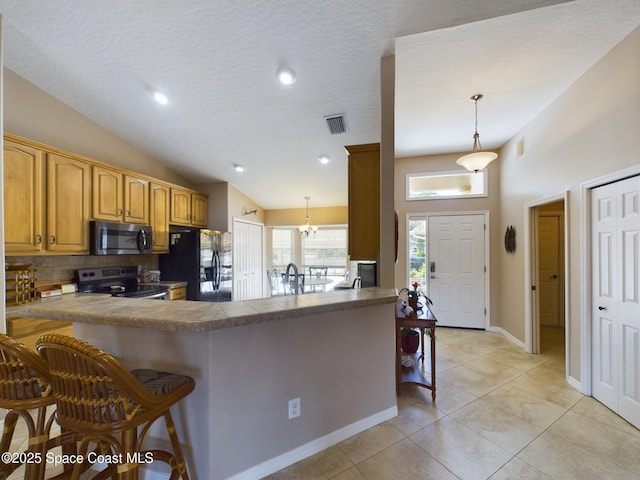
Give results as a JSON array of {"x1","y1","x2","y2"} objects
[{"x1": 8, "y1": 288, "x2": 398, "y2": 333}]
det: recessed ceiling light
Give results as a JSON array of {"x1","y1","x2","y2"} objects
[
  {"x1": 234, "y1": 164, "x2": 245, "y2": 173},
  {"x1": 276, "y1": 67, "x2": 296, "y2": 86},
  {"x1": 153, "y1": 91, "x2": 169, "y2": 105},
  {"x1": 318, "y1": 155, "x2": 330, "y2": 165}
]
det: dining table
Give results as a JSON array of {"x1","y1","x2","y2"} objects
[{"x1": 280, "y1": 272, "x2": 331, "y2": 293}]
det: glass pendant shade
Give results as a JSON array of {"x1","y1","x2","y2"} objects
[
  {"x1": 456, "y1": 150, "x2": 498, "y2": 172},
  {"x1": 299, "y1": 196, "x2": 317, "y2": 238},
  {"x1": 457, "y1": 94, "x2": 497, "y2": 172}
]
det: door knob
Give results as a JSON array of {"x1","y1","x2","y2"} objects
[
  {"x1": 551, "y1": 274, "x2": 558, "y2": 279},
  {"x1": 598, "y1": 306, "x2": 606, "y2": 311}
]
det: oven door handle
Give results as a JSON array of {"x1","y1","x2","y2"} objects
[
  {"x1": 144, "y1": 291, "x2": 168, "y2": 299},
  {"x1": 137, "y1": 228, "x2": 148, "y2": 253}
]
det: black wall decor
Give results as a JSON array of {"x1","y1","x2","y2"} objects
[{"x1": 504, "y1": 225, "x2": 516, "y2": 253}]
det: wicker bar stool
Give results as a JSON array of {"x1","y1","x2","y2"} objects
[
  {"x1": 0, "y1": 333, "x2": 73, "y2": 480},
  {"x1": 36, "y1": 334, "x2": 195, "y2": 480}
]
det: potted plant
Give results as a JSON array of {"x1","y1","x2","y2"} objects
[
  {"x1": 400, "y1": 327, "x2": 420, "y2": 354},
  {"x1": 398, "y1": 282, "x2": 433, "y2": 312}
]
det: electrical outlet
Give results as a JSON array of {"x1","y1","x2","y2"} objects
[{"x1": 288, "y1": 397, "x2": 301, "y2": 419}]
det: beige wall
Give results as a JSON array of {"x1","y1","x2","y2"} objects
[
  {"x1": 497, "y1": 25, "x2": 640, "y2": 381},
  {"x1": 394, "y1": 152, "x2": 501, "y2": 320},
  {"x1": 380, "y1": 55, "x2": 395, "y2": 288},
  {"x1": 227, "y1": 183, "x2": 265, "y2": 228},
  {"x1": 265, "y1": 205, "x2": 347, "y2": 227},
  {"x1": 4, "y1": 68, "x2": 192, "y2": 187}
]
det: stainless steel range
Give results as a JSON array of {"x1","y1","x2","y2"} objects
[{"x1": 75, "y1": 266, "x2": 168, "y2": 299}]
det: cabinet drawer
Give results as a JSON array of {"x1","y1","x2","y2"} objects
[{"x1": 169, "y1": 286, "x2": 187, "y2": 300}]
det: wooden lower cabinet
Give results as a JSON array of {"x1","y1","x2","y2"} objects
[
  {"x1": 168, "y1": 286, "x2": 187, "y2": 300},
  {"x1": 8, "y1": 317, "x2": 73, "y2": 351}
]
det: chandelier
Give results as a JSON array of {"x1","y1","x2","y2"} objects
[
  {"x1": 456, "y1": 94, "x2": 498, "y2": 173},
  {"x1": 299, "y1": 196, "x2": 318, "y2": 239}
]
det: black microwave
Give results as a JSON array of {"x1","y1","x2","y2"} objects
[{"x1": 90, "y1": 221, "x2": 153, "y2": 255}]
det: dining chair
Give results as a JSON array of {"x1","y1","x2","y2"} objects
[
  {"x1": 266, "y1": 268, "x2": 280, "y2": 296},
  {"x1": 37, "y1": 334, "x2": 195, "y2": 480},
  {"x1": 308, "y1": 267, "x2": 328, "y2": 292},
  {"x1": 0, "y1": 333, "x2": 77, "y2": 480}
]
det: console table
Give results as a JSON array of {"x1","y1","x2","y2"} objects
[{"x1": 395, "y1": 302, "x2": 437, "y2": 400}]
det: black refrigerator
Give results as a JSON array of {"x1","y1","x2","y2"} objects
[{"x1": 159, "y1": 227, "x2": 233, "y2": 302}]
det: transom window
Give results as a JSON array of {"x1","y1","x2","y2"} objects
[{"x1": 407, "y1": 170, "x2": 487, "y2": 200}]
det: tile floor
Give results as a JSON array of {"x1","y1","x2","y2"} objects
[
  {"x1": 2, "y1": 327, "x2": 639, "y2": 479},
  {"x1": 264, "y1": 327, "x2": 640, "y2": 480}
]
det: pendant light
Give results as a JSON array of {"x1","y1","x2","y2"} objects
[
  {"x1": 299, "y1": 196, "x2": 318, "y2": 238},
  {"x1": 456, "y1": 94, "x2": 497, "y2": 173}
]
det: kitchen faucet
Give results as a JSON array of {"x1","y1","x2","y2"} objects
[{"x1": 285, "y1": 263, "x2": 299, "y2": 295}]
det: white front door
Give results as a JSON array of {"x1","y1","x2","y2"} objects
[
  {"x1": 428, "y1": 214, "x2": 486, "y2": 329},
  {"x1": 591, "y1": 175, "x2": 640, "y2": 428}
]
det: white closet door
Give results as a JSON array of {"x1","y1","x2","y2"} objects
[
  {"x1": 591, "y1": 175, "x2": 640, "y2": 428},
  {"x1": 233, "y1": 220, "x2": 264, "y2": 301}
]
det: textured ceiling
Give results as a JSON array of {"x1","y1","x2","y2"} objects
[{"x1": 1, "y1": 0, "x2": 638, "y2": 209}]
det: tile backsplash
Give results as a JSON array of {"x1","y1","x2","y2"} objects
[{"x1": 6, "y1": 255, "x2": 158, "y2": 284}]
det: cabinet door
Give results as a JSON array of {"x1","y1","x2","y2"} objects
[
  {"x1": 93, "y1": 166, "x2": 123, "y2": 222},
  {"x1": 169, "y1": 286, "x2": 187, "y2": 300},
  {"x1": 347, "y1": 143, "x2": 380, "y2": 260},
  {"x1": 124, "y1": 175, "x2": 149, "y2": 225},
  {"x1": 170, "y1": 188, "x2": 192, "y2": 225},
  {"x1": 47, "y1": 153, "x2": 90, "y2": 253},
  {"x1": 3, "y1": 140, "x2": 45, "y2": 253},
  {"x1": 191, "y1": 193, "x2": 208, "y2": 227},
  {"x1": 150, "y1": 182, "x2": 170, "y2": 253}
]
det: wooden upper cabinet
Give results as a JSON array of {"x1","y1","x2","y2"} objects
[
  {"x1": 170, "y1": 188, "x2": 208, "y2": 227},
  {"x1": 3, "y1": 140, "x2": 45, "y2": 253},
  {"x1": 93, "y1": 166, "x2": 149, "y2": 225},
  {"x1": 93, "y1": 166, "x2": 124, "y2": 222},
  {"x1": 346, "y1": 143, "x2": 380, "y2": 261},
  {"x1": 124, "y1": 175, "x2": 149, "y2": 225},
  {"x1": 191, "y1": 193, "x2": 208, "y2": 227},
  {"x1": 170, "y1": 188, "x2": 191, "y2": 225},
  {"x1": 3, "y1": 134, "x2": 209, "y2": 255},
  {"x1": 150, "y1": 182, "x2": 170, "y2": 253},
  {"x1": 47, "y1": 153, "x2": 91, "y2": 253}
]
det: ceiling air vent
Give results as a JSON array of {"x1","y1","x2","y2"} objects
[{"x1": 325, "y1": 114, "x2": 347, "y2": 135}]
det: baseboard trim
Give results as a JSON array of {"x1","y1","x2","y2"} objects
[
  {"x1": 567, "y1": 375, "x2": 585, "y2": 393},
  {"x1": 225, "y1": 405, "x2": 398, "y2": 480},
  {"x1": 489, "y1": 326, "x2": 525, "y2": 348}
]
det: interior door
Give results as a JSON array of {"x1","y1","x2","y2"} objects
[
  {"x1": 428, "y1": 214, "x2": 486, "y2": 329},
  {"x1": 591, "y1": 175, "x2": 640, "y2": 428},
  {"x1": 233, "y1": 220, "x2": 263, "y2": 301},
  {"x1": 538, "y1": 215, "x2": 561, "y2": 326}
]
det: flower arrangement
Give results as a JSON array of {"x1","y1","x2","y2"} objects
[{"x1": 397, "y1": 282, "x2": 433, "y2": 312}]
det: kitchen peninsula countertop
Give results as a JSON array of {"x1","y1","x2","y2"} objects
[{"x1": 9, "y1": 288, "x2": 398, "y2": 333}]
